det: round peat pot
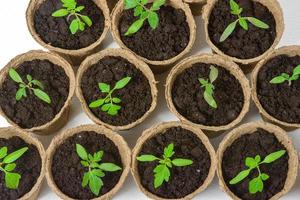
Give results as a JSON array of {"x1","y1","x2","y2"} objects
[
  {"x1": 184, "y1": 0, "x2": 206, "y2": 16},
  {"x1": 46, "y1": 124, "x2": 131, "y2": 200},
  {"x1": 203, "y1": 0, "x2": 284, "y2": 66},
  {"x1": 26, "y1": 0, "x2": 110, "y2": 66},
  {"x1": 165, "y1": 54, "x2": 250, "y2": 137},
  {"x1": 217, "y1": 121, "x2": 298, "y2": 200},
  {"x1": 252, "y1": 46, "x2": 300, "y2": 130},
  {"x1": 76, "y1": 48, "x2": 158, "y2": 131},
  {"x1": 111, "y1": 0, "x2": 196, "y2": 73},
  {"x1": 0, "y1": 127, "x2": 46, "y2": 200},
  {"x1": 0, "y1": 50, "x2": 75, "y2": 135},
  {"x1": 132, "y1": 121, "x2": 217, "y2": 200}
]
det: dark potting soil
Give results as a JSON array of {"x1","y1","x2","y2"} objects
[
  {"x1": 119, "y1": 5, "x2": 190, "y2": 61},
  {"x1": 51, "y1": 131, "x2": 123, "y2": 199},
  {"x1": 222, "y1": 128, "x2": 288, "y2": 200},
  {"x1": 208, "y1": 0, "x2": 276, "y2": 59},
  {"x1": 137, "y1": 127, "x2": 211, "y2": 198},
  {"x1": 34, "y1": 0, "x2": 105, "y2": 50},
  {"x1": 81, "y1": 56, "x2": 152, "y2": 126},
  {"x1": 172, "y1": 63, "x2": 244, "y2": 126},
  {"x1": 0, "y1": 59, "x2": 69, "y2": 129},
  {"x1": 0, "y1": 136, "x2": 42, "y2": 200},
  {"x1": 257, "y1": 55, "x2": 300, "y2": 123}
]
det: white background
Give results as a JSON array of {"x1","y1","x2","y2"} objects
[{"x1": 0, "y1": 0, "x2": 299, "y2": 199}]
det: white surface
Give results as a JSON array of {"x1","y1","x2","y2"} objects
[{"x1": 0, "y1": 1, "x2": 299, "y2": 199}]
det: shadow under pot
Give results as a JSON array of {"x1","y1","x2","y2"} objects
[
  {"x1": 46, "y1": 124, "x2": 131, "y2": 200},
  {"x1": 217, "y1": 121, "x2": 298, "y2": 200},
  {"x1": 76, "y1": 48, "x2": 158, "y2": 131},
  {"x1": 0, "y1": 50, "x2": 75, "y2": 135},
  {"x1": 203, "y1": 0, "x2": 284, "y2": 66},
  {"x1": 252, "y1": 46, "x2": 300, "y2": 130},
  {"x1": 111, "y1": 0, "x2": 196, "y2": 73},
  {"x1": 26, "y1": 0, "x2": 110, "y2": 66},
  {"x1": 0, "y1": 127, "x2": 45, "y2": 200},
  {"x1": 166, "y1": 54, "x2": 250, "y2": 137},
  {"x1": 184, "y1": 0, "x2": 207, "y2": 16},
  {"x1": 132, "y1": 121, "x2": 217, "y2": 199}
]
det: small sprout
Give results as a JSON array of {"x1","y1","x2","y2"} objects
[
  {"x1": 198, "y1": 65, "x2": 218, "y2": 109},
  {"x1": 229, "y1": 150, "x2": 286, "y2": 194},
  {"x1": 270, "y1": 64, "x2": 300, "y2": 86},
  {"x1": 124, "y1": 0, "x2": 166, "y2": 36},
  {"x1": 220, "y1": 0, "x2": 269, "y2": 42},
  {"x1": 76, "y1": 144, "x2": 122, "y2": 196},
  {"x1": 89, "y1": 76, "x2": 131, "y2": 116},
  {"x1": 8, "y1": 68, "x2": 51, "y2": 104},
  {"x1": 0, "y1": 146, "x2": 28, "y2": 190},
  {"x1": 52, "y1": 0, "x2": 93, "y2": 34},
  {"x1": 137, "y1": 143, "x2": 193, "y2": 188}
]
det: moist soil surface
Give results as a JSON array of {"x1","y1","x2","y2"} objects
[
  {"x1": 208, "y1": 0, "x2": 276, "y2": 59},
  {"x1": 137, "y1": 127, "x2": 211, "y2": 198},
  {"x1": 222, "y1": 128, "x2": 289, "y2": 200},
  {"x1": 0, "y1": 59, "x2": 69, "y2": 129},
  {"x1": 119, "y1": 5, "x2": 190, "y2": 61},
  {"x1": 0, "y1": 136, "x2": 42, "y2": 200},
  {"x1": 172, "y1": 63, "x2": 244, "y2": 126},
  {"x1": 34, "y1": 0, "x2": 105, "y2": 50},
  {"x1": 81, "y1": 56, "x2": 152, "y2": 126},
  {"x1": 257, "y1": 55, "x2": 300, "y2": 123},
  {"x1": 51, "y1": 131, "x2": 123, "y2": 199}
]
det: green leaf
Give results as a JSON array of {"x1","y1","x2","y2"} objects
[
  {"x1": 137, "y1": 154, "x2": 159, "y2": 162},
  {"x1": 262, "y1": 150, "x2": 286, "y2": 164},
  {"x1": 89, "y1": 99, "x2": 105, "y2": 108},
  {"x1": 229, "y1": 169, "x2": 250, "y2": 185},
  {"x1": 0, "y1": 147, "x2": 8, "y2": 159},
  {"x1": 270, "y1": 76, "x2": 287, "y2": 84},
  {"x1": 124, "y1": 0, "x2": 139, "y2": 9},
  {"x1": 81, "y1": 15, "x2": 92, "y2": 27},
  {"x1": 88, "y1": 154, "x2": 94, "y2": 162},
  {"x1": 92, "y1": 169, "x2": 105, "y2": 177},
  {"x1": 199, "y1": 78, "x2": 208, "y2": 86},
  {"x1": 5, "y1": 163, "x2": 16, "y2": 172},
  {"x1": 3, "y1": 147, "x2": 28, "y2": 164},
  {"x1": 80, "y1": 161, "x2": 89, "y2": 167},
  {"x1": 112, "y1": 98, "x2": 121, "y2": 104},
  {"x1": 204, "y1": 90, "x2": 217, "y2": 109},
  {"x1": 172, "y1": 159, "x2": 193, "y2": 167},
  {"x1": 220, "y1": 21, "x2": 237, "y2": 42},
  {"x1": 82, "y1": 171, "x2": 90, "y2": 187},
  {"x1": 209, "y1": 65, "x2": 219, "y2": 83},
  {"x1": 101, "y1": 104, "x2": 111, "y2": 112},
  {"x1": 76, "y1": 144, "x2": 88, "y2": 161},
  {"x1": 245, "y1": 157, "x2": 256, "y2": 168},
  {"x1": 99, "y1": 163, "x2": 122, "y2": 172},
  {"x1": 290, "y1": 74, "x2": 299, "y2": 81},
  {"x1": 281, "y1": 73, "x2": 290, "y2": 79},
  {"x1": 293, "y1": 65, "x2": 300, "y2": 76},
  {"x1": 16, "y1": 88, "x2": 26, "y2": 101},
  {"x1": 33, "y1": 88, "x2": 51, "y2": 104},
  {"x1": 261, "y1": 173, "x2": 269, "y2": 181},
  {"x1": 249, "y1": 176, "x2": 264, "y2": 194},
  {"x1": 151, "y1": 0, "x2": 166, "y2": 11},
  {"x1": 239, "y1": 18, "x2": 248, "y2": 30},
  {"x1": 89, "y1": 173, "x2": 103, "y2": 196},
  {"x1": 164, "y1": 143, "x2": 174, "y2": 158},
  {"x1": 9, "y1": 68, "x2": 23, "y2": 83},
  {"x1": 70, "y1": 19, "x2": 79, "y2": 34},
  {"x1": 134, "y1": 5, "x2": 143, "y2": 17},
  {"x1": 78, "y1": 20, "x2": 85, "y2": 31},
  {"x1": 125, "y1": 18, "x2": 146, "y2": 36},
  {"x1": 148, "y1": 12, "x2": 159, "y2": 29},
  {"x1": 154, "y1": 165, "x2": 170, "y2": 188},
  {"x1": 255, "y1": 155, "x2": 261, "y2": 163},
  {"x1": 247, "y1": 17, "x2": 269, "y2": 29},
  {"x1": 5, "y1": 172, "x2": 21, "y2": 189},
  {"x1": 75, "y1": 6, "x2": 85, "y2": 12},
  {"x1": 107, "y1": 105, "x2": 120, "y2": 116},
  {"x1": 99, "y1": 83, "x2": 110, "y2": 93},
  {"x1": 52, "y1": 9, "x2": 69, "y2": 17},
  {"x1": 31, "y1": 80, "x2": 44, "y2": 89},
  {"x1": 26, "y1": 75, "x2": 32, "y2": 82},
  {"x1": 114, "y1": 77, "x2": 132, "y2": 90},
  {"x1": 93, "y1": 151, "x2": 104, "y2": 162},
  {"x1": 229, "y1": 0, "x2": 240, "y2": 12}
]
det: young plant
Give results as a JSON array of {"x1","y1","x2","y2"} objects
[
  {"x1": 76, "y1": 144, "x2": 122, "y2": 196},
  {"x1": 9, "y1": 68, "x2": 51, "y2": 104},
  {"x1": 220, "y1": 0, "x2": 269, "y2": 42},
  {"x1": 52, "y1": 0, "x2": 92, "y2": 34},
  {"x1": 0, "y1": 146, "x2": 28, "y2": 189},
  {"x1": 198, "y1": 65, "x2": 218, "y2": 109},
  {"x1": 137, "y1": 143, "x2": 193, "y2": 188},
  {"x1": 124, "y1": 0, "x2": 166, "y2": 36},
  {"x1": 89, "y1": 76, "x2": 131, "y2": 116},
  {"x1": 270, "y1": 64, "x2": 300, "y2": 86},
  {"x1": 229, "y1": 150, "x2": 286, "y2": 194}
]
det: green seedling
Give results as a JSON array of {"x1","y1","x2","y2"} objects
[
  {"x1": 89, "y1": 76, "x2": 131, "y2": 116},
  {"x1": 137, "y1": 143, "x2": 193, "y2": 188},
  {"x1": 270, "y1": 64, "x2": 300, "y2": 86},
  {"x1": 52, "y1": 0, "x2": 93, "y2": 34},
  {"x1": 0, "y1": 146, "x2": 28, "y2": 190},
  {"x1": 76, "y1": 144, "x2": 122, "y2": 196},
  {"x1": 124, "y1": 0, "x2": 166, "y2": 36},
  {"x1": 229, "y1": 150, "x2": 286, "y2": 194},
  {"x1": 198, "y1": 65, "x2": 218, "y2": 109},
  {"x1": 220, "y1": 0, "x2": 269, "y2": 42},
  {"x1": 9, "y1": 68, "x2": 51, "y2": 104}
]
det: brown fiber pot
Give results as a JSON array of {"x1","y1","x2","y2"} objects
[
  {"x1": 26, "y1": 0, "x2": 110, "y2": 66},
  {"x1": 0, "y1": 127, "x2": 46, "y2": 200},
  {"x1": 76, "y1": 48, "x2": 158, "y2": 131},
  {"x1": 0, "y1": 50, "x2": 76, "y2": 135},
  {"x1": 203, "y1": 0, "x2": 284, "y2": 66},
  {"x1": 165, "y1": 54, "x2": 251, "y2": 136},
  {"x1": 111, "y1": 0, "x2": 196, "y2": 73},
  {"x1": 132, "y1": 121, "x2": 217, "y2": 200},
  {"x1": 45, "y1": 124, "x2": 131, "y2": 200},
  {"x1": 252, "y1": 46, "x2": 300, "y2": 130},
  {"x1": 217, "y1": 121, "x2": 299, "y2": 200},
  {"x1": 184, "y1": 0, "x2": 206, "y2": 16}
]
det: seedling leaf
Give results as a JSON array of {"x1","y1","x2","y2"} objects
[
  {"x1": 33, "y1": 89, "x2": 51, "y2": 104},
  {"x1": 148, "y1": 12, "x2": 159, "y2": 29},
  {"x1": 125, "y1": 18, "x2": 145, "y2": 36},
  {"x1": 9, "y1": 69, "x2": 23, "y2": 83},
  {"x1": 76, "y1": 144, "x2": 88, "y2": 160},
  {"x1": 220, "y1": 21, "x2": 237, "y2": 42},
  {"x1": 0, "y1": 147, "x2": 8, "y2": 159},
  {"x1": 270, "y1": 65, "x2": 300, "y2": 86},
  {"x1": 249, "y1": 177, "x2": 263, "y2": 194},
  {"x1": 229, "y1": 169, "x2": 250, "y2": 184},
  {"x1": 247, "y1": 17, "x2": 269, "y2": 29},
  {"x1": 3, "y1": 147, "x2": 28, "y2": 164},
  {"x1": 262, "y1": 150, "x2": 286, "y2": 164},
  {"x1": 239, "y1": 18, "x2": 248, "y2": 30},
  {"x1": 209, "y1": 65, "x2": 219, "y2": 83},
  {"x1": 5, "y1": 172, "x2": 21, "y2": 189},
  {"x1": 172, "y1": 159, "x2": 193, "y2": 167},
  {"x1": 99, "y1": 163, "x2": 122, "y2": 172},
  {"x1": 137, "y1": 155, "x2": 159, "y2": 162},
  {"x1": 52, "y1": 9, "x2": 69, "y2": 17},
  {"x1": 293, "y1": 65, "x2": 300, "y2": 75}
]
